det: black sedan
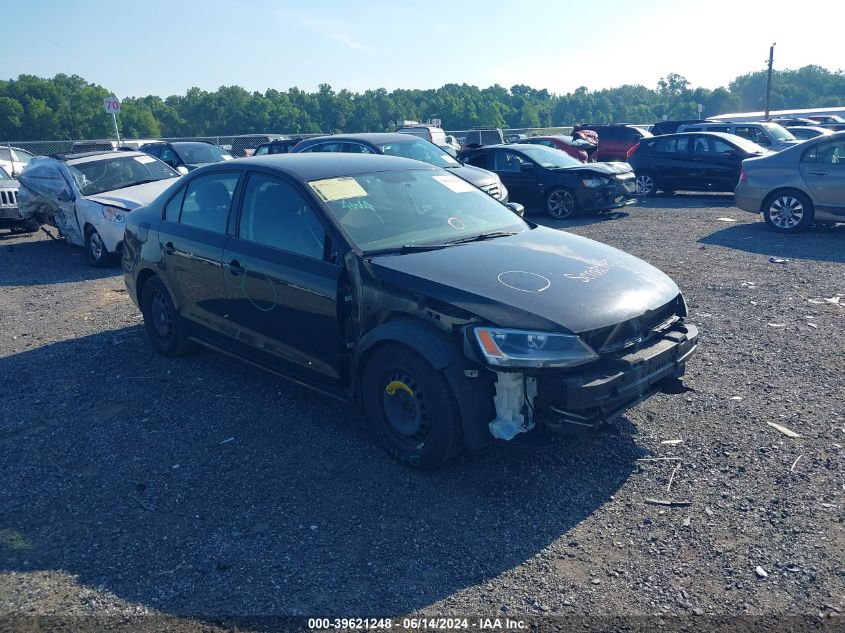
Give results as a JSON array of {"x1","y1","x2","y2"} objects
[
  {"x1": 461, "y1": 144, "x2": 637, "y2": 219},
  {"x1": 627, "y1": 132, "x2": 769, "y2": 195},
  {"x1": 142, "y1": 141, "x2": 233, "y2": 171},
  {"x1": 292, "y1": 133, "x2": 508, "y2": 203},
  {"x1": 123, "y1": 154, "x2": 698, "y2": 469}
]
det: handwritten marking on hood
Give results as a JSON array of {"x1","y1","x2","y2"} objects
[
  {"x1": 563, "y1": 259, "x2": 615, "y2": 283},
  {"x1": 497, "y1": 271, "x2": 551, "y2": 293}
]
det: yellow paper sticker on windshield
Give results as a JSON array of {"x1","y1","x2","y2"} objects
[
  {"x1": 309, "y1": 177, "x2": 368, "y2": 202},
  {"x1": 433, "y1": 175, "x2": 476, "y2": 193}
]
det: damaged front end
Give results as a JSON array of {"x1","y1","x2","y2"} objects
[
  {"x1": 18, "y1": 158, "x2": 83, "y2": 245},
  {"x1": 463, "y1": 294, "x2": 698, "y2": 440}
]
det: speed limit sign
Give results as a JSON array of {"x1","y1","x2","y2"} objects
[{"x1": 103, "y1": 97, "x2": 121, "y2": 114}]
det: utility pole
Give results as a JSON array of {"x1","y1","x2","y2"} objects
[{"x1": 764, "y1": 43, "x2": 776, "y2": 120}]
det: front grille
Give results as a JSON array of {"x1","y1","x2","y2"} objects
[
  {"x1": 0, "y1": 189, "x2": 17, "y2": 207},
  {"x1": 581, "y1": 296, "x2": 683, "y2": 355},
  {"x1": 480, "y1": 183, "x2": 501, "y2": 198}
]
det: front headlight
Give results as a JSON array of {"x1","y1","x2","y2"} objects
[
  {"x1": 102, "y1": 205, "x2": 126, "y2": 223},
  {"x1": 473, "y1": 327, "x2": 599, "y2": 368},
  {"x1": 582, "y1": 177, "x2": 610, "y2": 187},
  {"x1": 497, "y1": 181, "x2": 509, "y2": 200}
]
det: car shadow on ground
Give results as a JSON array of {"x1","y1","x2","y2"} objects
[
  {"x1": 0, "y1": 236, "x2": 121, "y2": 285},
  {"x1": 532, "y1": 210, "x2": 631, "y2": 229},
  {"x1": 699, "y1": 220, "x2": 845, "y2": 263},
  {"x1": 0, "y1": 326, "x2": 647, "y2": 618},
  {"x1": 639, "y1": 192, "x2": 736, "y2": 209}
]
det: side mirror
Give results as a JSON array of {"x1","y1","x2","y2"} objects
[
  {"x1": 507, "y1": 202, "x2": 525, "y2": 217},
  {"x1": 519, "y1": 162, "x2": 535, "y2": 173},
  {"x1": 176, "y1": 166, "x2": 189, "y2": 175}
]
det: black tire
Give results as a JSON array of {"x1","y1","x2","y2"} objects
[
  {"x1": 635, "y1": 172, "x2": 657, "y2": 196},
  {"x1": 545, "y1": 187, "x2": 578, "y2": 219},
  {"x1": 140, "y1": 276, "x2": 192, "y2": 357},
  {"x1": 362, "y1": 343, "x2": 463, "y2": 469},
  {"x1": 85, "y1": 226, "x2": 114, "y2": 267},
  {"x1": 762, "y1": 190, "x2": 814, "y2": 233}
]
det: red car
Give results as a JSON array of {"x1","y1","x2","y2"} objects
[
  {"x1": 517, "y1": 134, "x2": 597, "y2": 162},
  {"x1": 572, "y1": 124, "x2": 652, "y2": 162}
]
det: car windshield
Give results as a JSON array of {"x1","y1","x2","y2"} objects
[
  {"x1": 761, "y1": 123, "x2": 796, "y2": 141},
  {"x1": 376, "y1": 138, "x2": 460, "y2": 167},
  {"x1": 515, "y1": 145, "x2": 582, "y2": 168},
  {"x1": 309, "y1": 168, "x2": 527, "y2": 254},
  {"x1": 68, "y1": 155, "x2": 179, "y2": 196},
  {"x1": 175, "y1": 144, "x2": 232, "y2": 164}
]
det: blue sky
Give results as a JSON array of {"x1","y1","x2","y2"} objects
[{"x1": 7, "y1": 0, "x2": 843, "y2": 98}]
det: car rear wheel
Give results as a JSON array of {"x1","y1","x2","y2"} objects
[
  {"x1": 85, "y1": 226, "x2": 113, "y2": 267},
  {"x1": 141, "y1": 276, "x2": 192, "y2": 357},
  {"x1": 763, "y1": 190, "x2": 814, "y2": 233},
  {"x1": 636, "y1": 172, "x2": 656, "y2": 196},
  {"x1": 546, "y1": 188, "x2": 577, "y2": 219},
  {"x1": 362, "y1": 343, "x2": 463, "y2": 469}
]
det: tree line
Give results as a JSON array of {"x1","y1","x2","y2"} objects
[{"x1": 0, "y1": 65, "x2": 843, "y2": 141}]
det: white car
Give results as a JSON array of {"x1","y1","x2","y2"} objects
[
  {"x1": 17, "y1": 151, "x2": 183, "y2": 266},
  {"x1": 0, "y1": 146, "x2": 36, "y2": 178}
]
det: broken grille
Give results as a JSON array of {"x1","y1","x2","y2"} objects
[{"x1": 0, "y1": 189, "x2": 17, "y2": 207}]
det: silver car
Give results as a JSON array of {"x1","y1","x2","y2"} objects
[{"x1": 735, "y1": 131, "x2": 845, "y2": 232}]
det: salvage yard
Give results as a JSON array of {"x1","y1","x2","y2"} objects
[{"x1": 1, "y1": 195, "x2": 844, "y2": 627}]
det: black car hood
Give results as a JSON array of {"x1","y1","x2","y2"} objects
[
  {"x1": 555, "y1": 161, "x2": 633, "y2": 176},
  {"x1": 369, "y1": 226, "x2": 679, "y2": 333},
  {"x1": 445, "y1": 163, "x2": 498, "y2": 188}
]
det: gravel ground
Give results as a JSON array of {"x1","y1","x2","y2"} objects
[{"x1": 0, "y1": 195, "x2": 843, "y2": 631}]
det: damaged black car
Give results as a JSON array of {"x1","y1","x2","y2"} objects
[{"x1": 123, "y1": 153, "x2": 698, "y2": 469}]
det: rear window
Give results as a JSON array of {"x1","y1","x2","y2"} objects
[{"x1": 481, "y1": 131, "x2": 503, "y2": 145}]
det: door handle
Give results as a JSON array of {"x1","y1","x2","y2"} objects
[
  {"x1": 163, "y1": 241, "x2": 175, "y2": 254},
  {"x1": 227, "y1": 259, "x2": 245, "y2": 275},
  {"x1": 808, "y1": 171, "x2": 827, "y2": 176}
]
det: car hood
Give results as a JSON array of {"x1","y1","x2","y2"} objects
[
  {"x1": 0, "y1": 178, "x2": 18, "y2": 189},
  {"x1": 87, "y1": 178, "x2": 179, "y2": 210},
  {"x1": 445, "y1": 163, "x2": 499, "y2": 187},
  {"x1": 555, "y1": 161, "x2": 633, "y2": 176},
  {"x1": 369, "y1": 226, "x2": 679, "y2": 333}
]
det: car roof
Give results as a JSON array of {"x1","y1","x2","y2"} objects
[
  {"x1": 205, "y1": 152, "x2": 439, "y2": 180},
  {"x1": 301, "y1": 133, "x2": 418, "y2": 145},
  {"x1": 64, "y1": 150, "x2": 147, "y2": 164},
  {"x1": 646, "y1": 131, "x2": 749, "y2": 141}
]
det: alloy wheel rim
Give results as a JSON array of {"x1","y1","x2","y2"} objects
[
  {"x1": 89, "y1": 232, "x2": 104, "y2": 259},
  {"x1": 768, "y1": 196, "x2": 803, "y2": 229},
  {"x1": 548, "y1": 190, "x2": 574, "y2": 218},
  {"x1": 636, "y1": 175, "x2": 654, "y2": 195}
]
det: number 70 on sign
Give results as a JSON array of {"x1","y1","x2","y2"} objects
[{"x1": 104, "y1": 97, "x2": 121, "y2": 114}]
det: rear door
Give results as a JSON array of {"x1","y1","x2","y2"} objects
[
  {"x1": 648, "y1": 135, "x2": 694, "y2": 189},
  {"x1": 221, "y1": 170, "x2": 344, "y2": 387},
  {"x1": 159, "y1": 170, "x2": 241, "y2": 335},
  {"x1": 691, "y1": 137, "x2": 741, "y2": 191},
  {"x1": 800, "y1": 138, "x2": 845, "y2": 214}
]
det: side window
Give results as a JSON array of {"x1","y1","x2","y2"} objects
[
  {"x1": 239, "y1": 173, "x2": 326, "y2": 260},
  {"x1": 144, "y1": 145, "x2": 161, "y2": 158},
  {"x1": 253, "y1": 146, "x2": 269, "y2": 156},
  {"x1": 269, "y1": 145, "x2": 289, "y2": 154},
  {"x1": 734, "y1": 126, "x2": 756, "y2": 142},
  {"x1": 712, "y1": 139, "x2": 734, "y2": 154},
  {"x1": 164, "y1": 186, "x2": 185, "y2": 221},
  {"x1": 692, "y1": 137, "x2": 713, "y2": 155},
  {"x1": 709, "y1": 126, "x2": 731, "y2": 133},
  {"x1": 345, "y1": 143, "x2": 375, "y2": 154},
  {"x1": 494, "y1": 151, "x2": 530, "y2": 172},
  {"x1": 465, "y1": 152, "x2": 488, "y2": 169},
  {"x1": 160, "y1": 147, "x2": 177, "y2": 165},
  {"x1": 683, "y1": 127, "x2": 701, "y2": 132},
  {"x1": 814, "y1": 141, "x2": 845, "y2": 165},
  {"x1": 179, "y1": 172, "x2": 238, "y2": 233},
  {"x1": 313, "y1": 142, "x2": 345, "y2": 153}
]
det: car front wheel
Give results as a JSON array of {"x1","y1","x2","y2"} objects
[
  {"x1": 362, "y1": 343, "x2": 463, "y2": 469},
  {"x1": 141, "y1": 276, "x2": 192, "y2": 357},
  {"x1": 635, "y1": 172, "x2": 656, "y2": 196},
  {"x1": 85, "y1": 226, "x2": 113, "y2": 267},
  {"x1": 763, "y1": 190, "x2": 814, "y2": 233},
  {"x1": 546, "y1": 188, "x2": 577, "y2": 219}
]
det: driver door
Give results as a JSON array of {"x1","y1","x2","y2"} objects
[{"x1": 492, "y1": 149, "x2": 540, "y2": 207}]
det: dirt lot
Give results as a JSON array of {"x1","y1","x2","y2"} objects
[{"x1": 1, "y1": 195, "x2": 843, "y2": 631}]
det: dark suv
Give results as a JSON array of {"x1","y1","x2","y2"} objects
[
  {"x1": 461, "y1": 127, "x2": 506, "y2": 152},
  {"x1": 572, "y1": 124, "x2": 652, "y2": 162}
]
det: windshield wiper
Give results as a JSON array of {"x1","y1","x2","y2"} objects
[
  {"x1": 445, "y1": 230, "x2": 519, "y2": 245},
  {"x1": 363, "y1": 243, "x2": 450, "y2": 256},
  {"x1": 107, "y1": 178, "x2": 162, "y2": 191}
]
